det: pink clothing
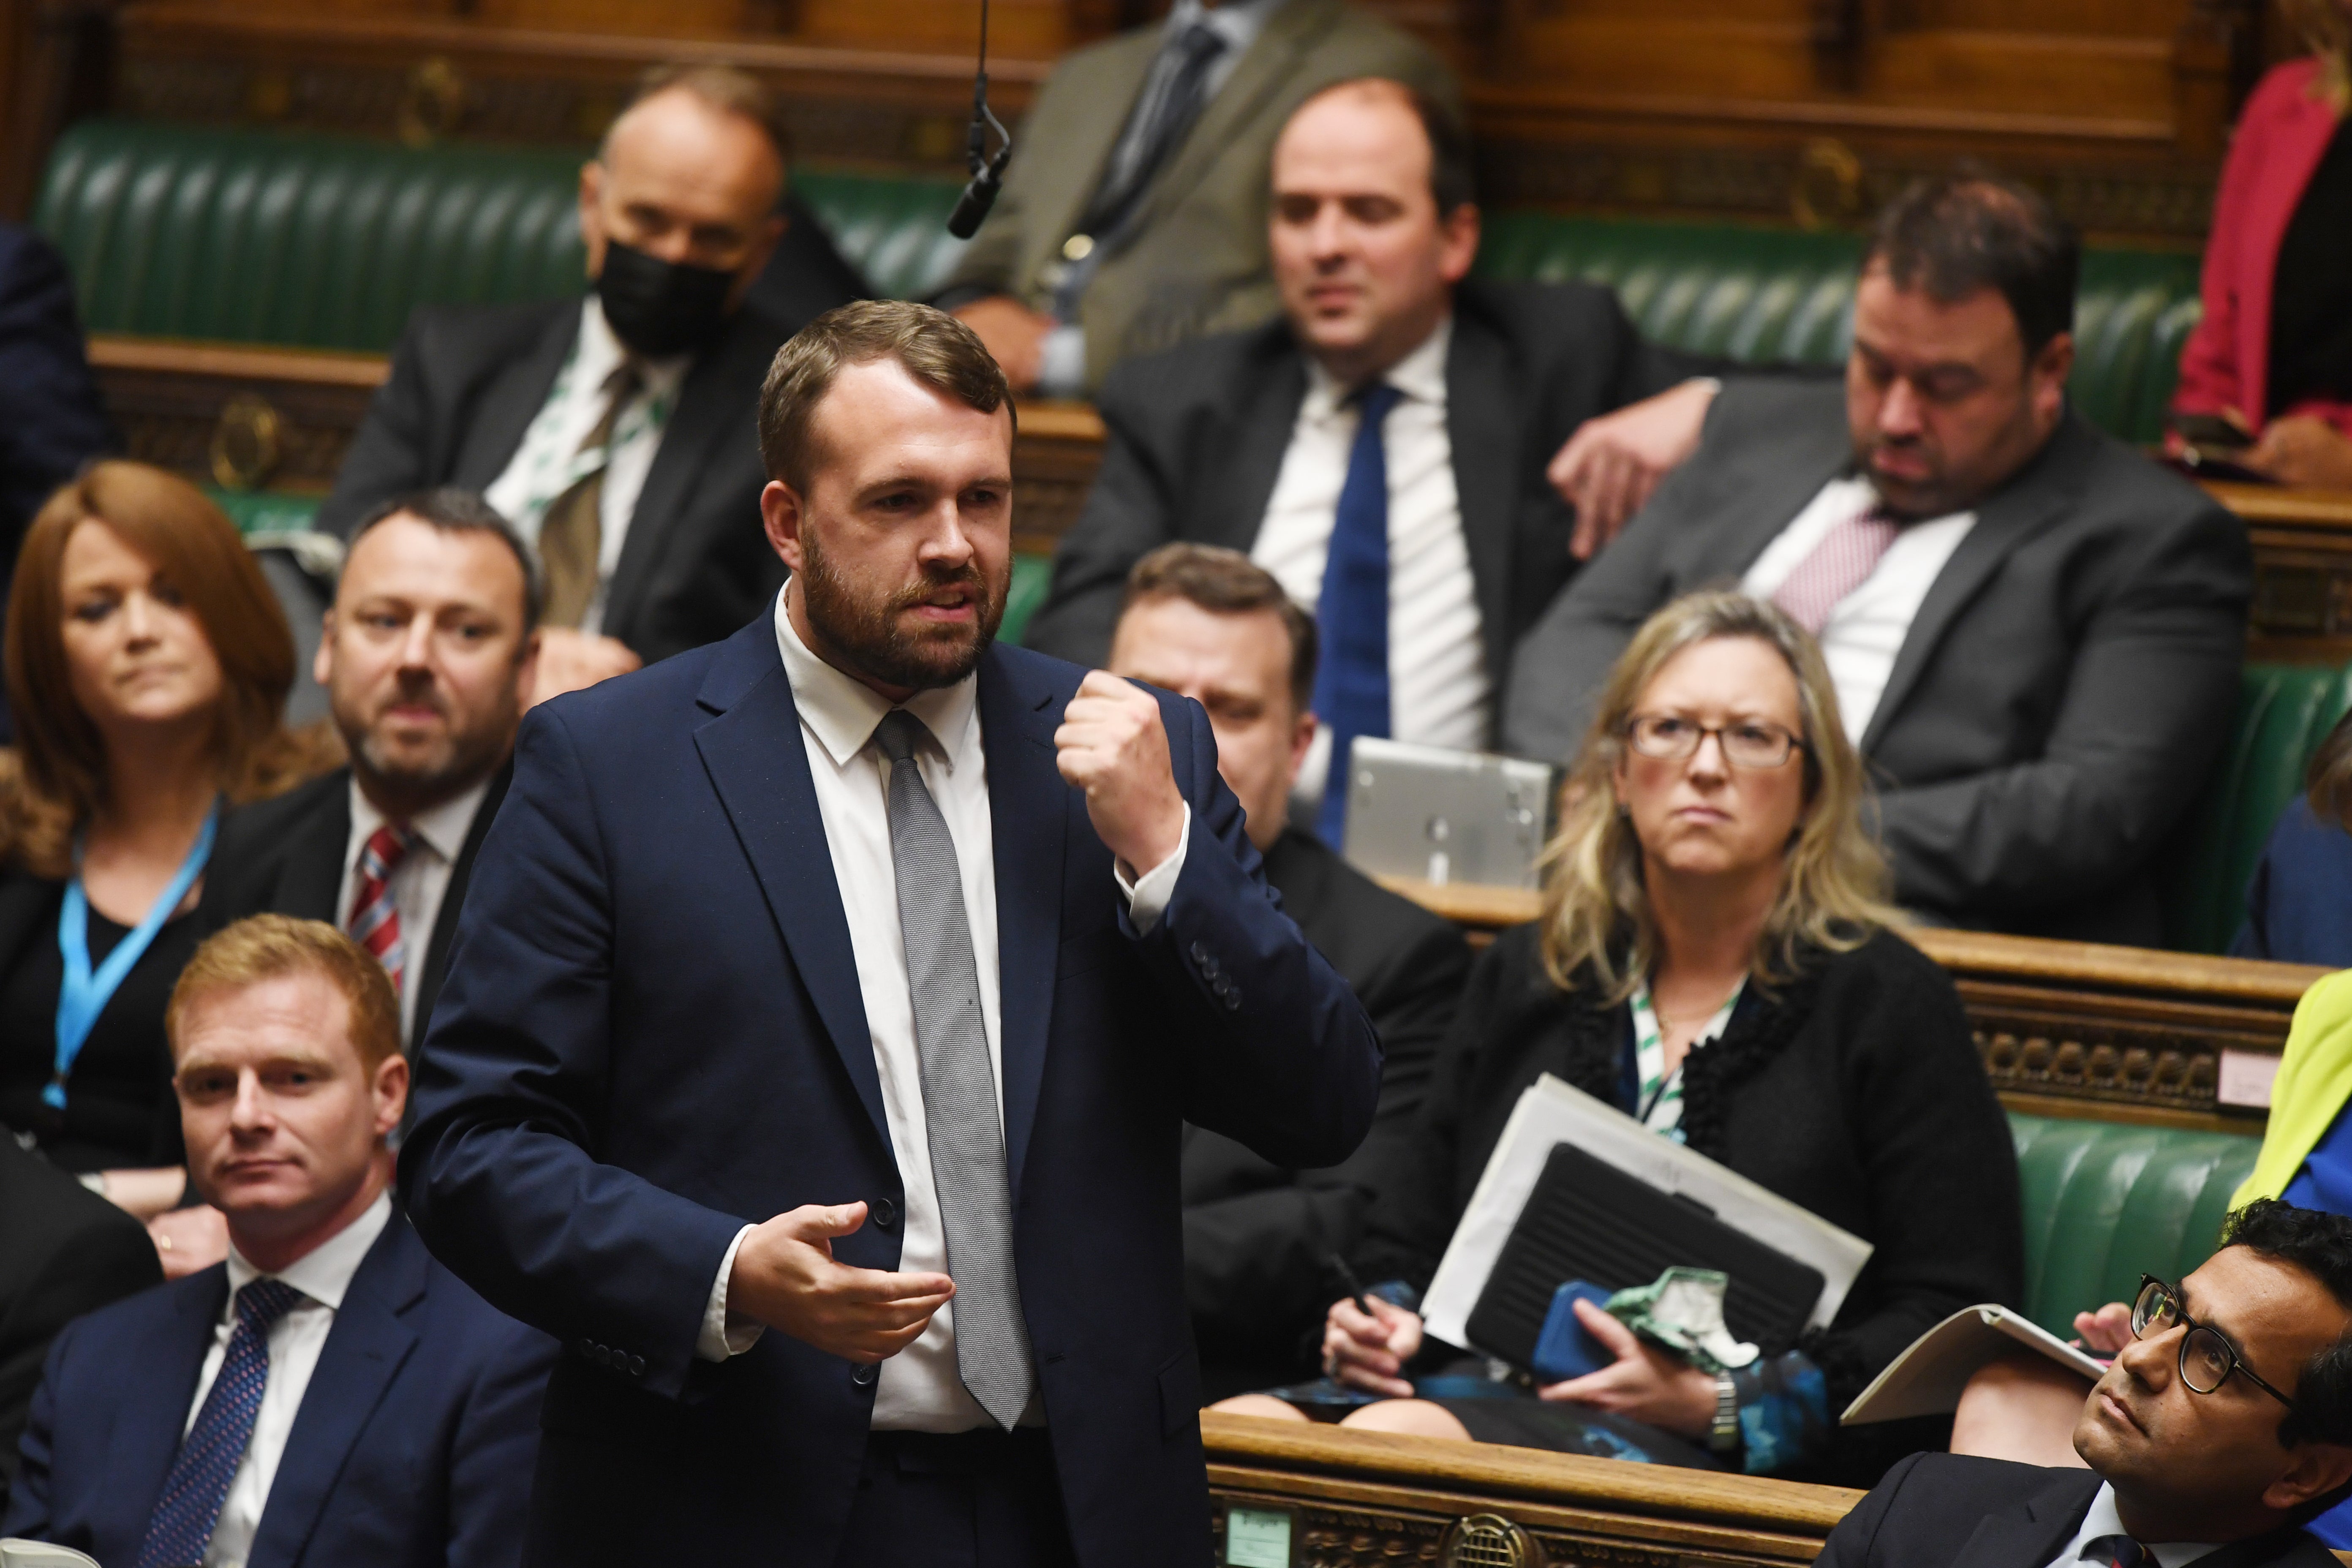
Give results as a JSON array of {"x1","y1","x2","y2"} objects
[{"x1": 2172, "y1": 58, "x2": 2352, "y2": 438}]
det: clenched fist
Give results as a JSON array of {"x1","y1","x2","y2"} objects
[{"x1": 1055, "y1": 670, "x2": 1186, "y2": 879}]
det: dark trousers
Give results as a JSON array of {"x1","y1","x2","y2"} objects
[{"x1": 831, "y1": 1426, "x2": 1078, "y2": 1568}]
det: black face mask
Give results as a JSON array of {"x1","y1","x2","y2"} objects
[{"x1": 594, "y1": 239, "x2": 736, "y2": 359}]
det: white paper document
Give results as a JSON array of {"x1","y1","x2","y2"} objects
[
  {"x1": 1418, "y1": 1074, "x2": 1875, "y2": 1352},
  {"x1": 1840, "y1": 1304, "x2": 2104, "y2": 1425}
]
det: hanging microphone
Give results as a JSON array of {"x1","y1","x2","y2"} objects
[{"x1": 947, "y1": 0, "x2": 1014, "y2": 239}]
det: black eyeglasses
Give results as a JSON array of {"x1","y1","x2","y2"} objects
[
  {"x1": 1624, "y1": 713, "x2": 1808, "y2": 770},
  {"x1": 2132, "y1": 1275, "x2": 2300, "y2": 1411}
]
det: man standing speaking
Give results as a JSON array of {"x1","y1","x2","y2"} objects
[{"x1": 398, "y1": 301, "x2": 1380, "y2": 1565}]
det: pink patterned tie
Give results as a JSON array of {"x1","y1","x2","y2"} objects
[
  {"x1": 1771, "y1": 500, "x2": 1900, "y2": 635},
  {"x1": 346, "y1": 824, "x2": 410, "y2": 994}
]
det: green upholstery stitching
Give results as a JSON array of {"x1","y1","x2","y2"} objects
[{"x1": 2009, "y1": 1113, "x2": 2259, "y2": 1333}]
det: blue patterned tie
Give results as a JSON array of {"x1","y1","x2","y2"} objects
[
  {"x1": 137, "y1": 1278, "x2": 305, "y2": 1568},
  {"x1": 1313, "y1": 382, "x2": 1405, "y2": 846},
  {"x1": 2082, "y1": 1537, "x2": 2149, "y2": 1568}
]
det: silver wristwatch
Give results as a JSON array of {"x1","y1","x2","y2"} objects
[{"x1": 1709, "y1": 1370, "x2": 1740, "y2": 1453}]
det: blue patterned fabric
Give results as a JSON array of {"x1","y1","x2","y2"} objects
[
  {"x1": 135, "y1": 1278, "x2": 304, "y2": 1568},
  {"x1": 1726, "y1": 1348, "x2": 1829, "y2": 1475},
  {"x1": 1312, "y1": 382, "x2": 1404, "y2": 845}
]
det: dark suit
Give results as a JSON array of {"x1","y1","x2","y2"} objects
[
  {"x1": 201, "y1": 764, "x2": 512, "y2": 1058},
  {"x1": 1023, "y1": 280, "x2": 1684, "y2": 740},
  {"x1": 5, "y1": 1207, "x2": 554, "y2": 1568},
  {"x1": 1817, "y1": 1454, "x2": 2336, "y2": 1568},
  {"x1": 0, "y1": 1139, "x2": 160, "y2": 1516},
  {"x1": 397, "y1": 620, "x2": 1380, "y2": 1566},
  {"x1": 0, "y1": 223, "x2": 113, "y2": 558},
  {"x1": 317, "y1": 301, "x2": 790, "y2": 665},
  {"x1": 1503, "y1": 380, "x2": 2251, "y2": 944},
  {"x1": 1184, "y1": 828, "x2": 1468, "y2": 1400}
]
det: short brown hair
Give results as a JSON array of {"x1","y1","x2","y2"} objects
[
  {"x1": 1120, "y1": 544, "x2": 1318, "y2": 714},
  {"x1": 1283, "y1": 78, "x2": 1475, "y2": 216},
  {"x1": 606, "y1": 63, "x2": 792, "y2": 173},
  {"x1": 758, "y1": 300, "x2": 1015, "y2": 493},
  {"x1": 168, "y1": 915, "x2": 403, "y2": 1073},
  {"x1": 3, "y1": 462, "x2": 332, "y2": 877}
]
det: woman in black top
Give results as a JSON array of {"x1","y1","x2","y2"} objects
[
  {"x1": 0, "y1": 463, "x2": 323, "y2": 1210},
  {"x1": 1218, "y1": 591, "x2": 2023, "y2": 1486}
]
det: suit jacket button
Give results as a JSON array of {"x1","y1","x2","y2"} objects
[
  {"x1": 852, "y1": 1362, "x2": 879, "y2": 1388},
  {"x1": 1189, "y1": 942, "x2": 1208, "y2": 965},
  {"x1": 872, "y1": 1198, "x2": 899, "y2": 1229},
  {"x1": 1223, "y1": 990, "x2": 1242, "y2": 1011},
  {"x1": 629, "y1": 1355, "x2": 645, "y2": 1377}
]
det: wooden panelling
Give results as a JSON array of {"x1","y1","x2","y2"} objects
[{"x1": 1200, "y1": 1412, "x2": 1860, "y2": 1568}]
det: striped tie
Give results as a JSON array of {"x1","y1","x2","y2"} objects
[
  {"x1": 347, "y1": 824, "x2": 410, "y2": 994},
  {"x1": 1770, "y1": 500, "x2": 1901, "y2": 635},
  {"x1": 136, "y1": 1278, "x2": 305, "y2": 1568}
]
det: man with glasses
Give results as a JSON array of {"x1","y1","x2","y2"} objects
[{"x1": 1816, "y1": 1199, "x2": 2352, "y2": 1568}]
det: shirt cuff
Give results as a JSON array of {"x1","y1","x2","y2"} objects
[
  {"x1": 697, "y1": 1224, "x2": 765, "y2": 1362},
  {"x1": 1113, "y1": 804, "x2": 1191, "y2": 935},
  {"x1": 1037, "y1": 324, "x2": 1088, "y2": 398}
]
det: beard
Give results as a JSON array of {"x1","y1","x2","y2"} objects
[
  {"x1": 340, "y1": 678, "x2": 516, "y2": 814},
  {"x1": 797, "y1": 528, "x2": 1005, "y2": 693}
]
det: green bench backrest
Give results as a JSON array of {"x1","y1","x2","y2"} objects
[
  {"x1": 2162, "y1": 662, "x2": 2352, "y2": 954},
  {"x1": 2009, "y1": 1113, "x2": 2257, "y2": 1333},
  {"x1": 41, "y1": 119, "x2": 2201, "y2": 442}
]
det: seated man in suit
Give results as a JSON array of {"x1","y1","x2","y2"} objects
[
  {"x1": 942, "y1": 0, "x2": 1454, "y2": 395},
  {"x1": 5, "y1": 915, "x2": 553, "y2": 1566},
  {"x1": 1819, "y1": 1198, "x2": 2352, "y2": 1568},
  {"x1": 319, "y1": 63, "x2": 797, "y2": 697},
  {"x1": 0, "y1": 1139, "x2": 160, "y2": 1516},
  {"x1": 1105, "y1": 542, "x2": 1470, "y2": 1399},
  {"x1": 1504, "y1": 175, "x2": 2250, "y2": 944},
  {"x1": 1026, "y1": 78, "x2": 1690, "y2": 842},
  {"x1": 0, "y1": 223, "x2": 112, "y2": 579}
]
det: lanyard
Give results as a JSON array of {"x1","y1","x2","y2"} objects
[{"x1": 46, "y1": 802, "x2": 219, "y2": 1110}]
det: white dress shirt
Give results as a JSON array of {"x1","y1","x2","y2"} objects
[
  {"x1": 694, "y1": 587, "x2": 1187, "y2": 1431},
  {"x1": 186, "y1": 1190, "x2": 394, "y2": 1568},
  {"x1": 1739, "y1": 475, "x2": 1977, "y2": 743},
  {"x1": 482, "y1": 297, "x2": 690, "y2": 634},
  {"x1": 337, "y1": 777, "x2": 494, "y2": 1045},
  {"x1": 2037, "y1": 1481, "x2": 2217, "y2": 1568},
  {"x1": 1251, "y1": 316, "x2": 1490, "y2": 806}
]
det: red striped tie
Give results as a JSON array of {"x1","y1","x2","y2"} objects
[
  {"x1": 1770, "y1": 500, "x2": 1901, "y2": 635},
  {"x1": 347, "y1": 824, "x2": 410, "y2": 994}
]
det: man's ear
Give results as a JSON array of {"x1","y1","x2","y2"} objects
[
  {"x1": 2030, "y1": 329, "x2": 2075, "y2": 423},
  {"x1": 313, "y1": 609, "x2": 336, "y2": 689},
  {"x1": 761, "y1": 478, "x2": 808, "y2": 571},
  {"x1": 1439, "y1": 202, "x2": 1481, "y2": 285},
  {"x1": 578, "y1": 160, "x2": 609, "y2": 279},
  {"x1": 373, "y1": 1052, "x2": 410, "y2": 1138},
  {"x1": 2264, "y1": 1440, "x2": 2352, "y2": 1515}
]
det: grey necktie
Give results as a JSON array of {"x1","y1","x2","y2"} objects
[{"x1": 872, "y1": 709, "x2": 1035, "y2": 1429}]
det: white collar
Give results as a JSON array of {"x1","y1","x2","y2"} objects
[
  {"x1": 770, "y1": 585, "x2": 979, "y2": 771},
  {"x1": 224, "y1": 1188, "x2": 394, "y2": 1314},
  {"x1": 348, "y1": 773, "x2": 494, "y2": 867},
  {"x1": 1167, "y1": 0, "x2": 1284, "y2": 49},
  {"x1": 1303, "y1": 313, "x2": 1452, "y2": 421},
  {"x1": 577, "y1": 297, "x2": 694, "y2": 398},
  {"x1": 2072, "y1": 1481, "x2": 2221, "y2": 1568}
]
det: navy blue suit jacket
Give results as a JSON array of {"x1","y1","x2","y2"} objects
[
  {"x1": 397, "y1": 621, "x2": 1381, "y2": 1567},
  {"x1": 0, "y1": 223, "x2": 112, "y2": 553},
  {"x1": 4, "y1": 1208, "x2": 554, "y2": 1568}
]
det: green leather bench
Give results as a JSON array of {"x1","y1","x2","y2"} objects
[
  {"x1": 2010, "y1": 1113, "x2": 2258, "y2": 1333},
  {"x1": 38, "y1": 118, "x2": 2201, "y2": 443}
]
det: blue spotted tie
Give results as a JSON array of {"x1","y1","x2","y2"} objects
[
  {"x1": 2082, "y1": 1537, "x2": 2149, "y2": 1568},
  {"x1": 1312, "y1": 381, "x2": 1405, "y2": 847},
  {"x1": 136, "y1": 1278, "x2": 305, "y2": 1568}
]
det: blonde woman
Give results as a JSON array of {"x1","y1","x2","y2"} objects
[{"x1": 1220, "y1": 592, "x2": 2022, "y2": 1486}]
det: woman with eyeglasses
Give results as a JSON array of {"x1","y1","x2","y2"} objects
[{"x1": 1216, "y1": 591, "x2": 2023, "y2": 1486}]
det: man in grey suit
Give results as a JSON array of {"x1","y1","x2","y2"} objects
[
  {"x1": 941, "y1": 0, "x2": 1455, "y2": 395},
  {"x1": 1504, "y1": 176, "x2": 2251, "y2": 945}
]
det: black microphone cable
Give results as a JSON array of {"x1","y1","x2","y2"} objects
[{"x1": 947, "y1": 0, "x2": 1015, "y2": 239}]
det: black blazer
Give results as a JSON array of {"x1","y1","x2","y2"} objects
[
  {"x1": 1023, "y1": 279, "x2": 1685, "y2": 737},
  {"x1": 1819, "y1": 1454, "x2": 2338, "y2": 1568},
  {"x1": 316, "y1": 300, "x2": 791, "y2": 666},
  {"x1": 201, "y1": 764, "x2": 512, "y2": 1059},
  {"x1": 1183, "y1": 828, "x2": 1472, "y2": 1399},
  {"x1": 1357, "y1": 923, "x2": 2023, "y2": 1485},
  {"x1": 0, "y1": 224, "x2": 113, "y2": 566},
  {"x1": 0, "y1": 1138, "x2": 160, "y2": 1516},
  {"x1": 1502, "y1": 379, "x2": 2253, "y2": 944}
]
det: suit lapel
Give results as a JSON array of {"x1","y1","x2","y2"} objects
[
  {"x1": 1944, "y1": 1471, "x2": 2099, "y2": 1568},
  {"x1": 691, "y1": 621, "x2": 890, "y2": 1148},
  {"x1": 1859, "y1": 416, "x2": 2089, "y2": 753},
  {"x1": 411, "y1": 761, "x2": 513, "y2": 1056},
  {"x1": 1445, "y1": 310, "x2": 1522, "y2": 713},
  {"x1": 114, "y1": 1271, "x2": 231, "y2": 1543},
  {"x1": 244, "y1": 1217, "x2": 426, "y2": 1568},
  {"x1": 1128, "y1": 0, "x2": 1336, "y2": 237},
  {"x1": 1213, "y1": 337, "x2": 1309, "y2": 550},
  {"x1": 1035, "y1": 31, "x2": 1161, "y2": 269},
  {"x1": 602, "y1": 323, "x2": 760, "y2": 643},
  {"x1": 453, "y1": 302, "x2": 577, "y2": 490},
  {"x1": 278, "y1": 774, "x2": 353, "y2": 924},
  {"x1": 978, "y1": 648, "x2": 1067, "y2": 1198}
]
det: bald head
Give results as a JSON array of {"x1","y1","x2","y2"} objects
[{"x1": 580, "y1": 76, "x2": 787, "y2": 318}]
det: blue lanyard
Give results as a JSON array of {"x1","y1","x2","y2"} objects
[{"x1": 46, "y1": 802, "x2": 219, "y2": 1110}]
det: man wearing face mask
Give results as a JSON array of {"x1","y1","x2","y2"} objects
[{"x1": 318, "y1": 65, "x2": 799, "y2": 701}]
